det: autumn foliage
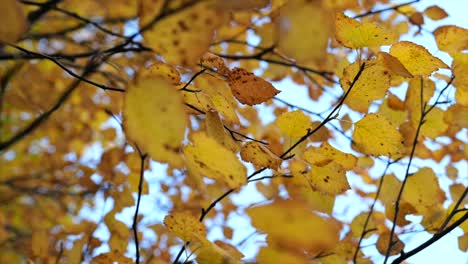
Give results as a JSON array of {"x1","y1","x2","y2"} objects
[{"x1": 0, "y1": 0, "x2": 467, "y2": 263}]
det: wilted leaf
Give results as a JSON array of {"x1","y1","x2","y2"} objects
[
  {"x1": 227, "y1": 67, "x2": 280, "y2": 105},
  {"x1": 424, "y1": 5, "x2": 449, "y2": 20}
]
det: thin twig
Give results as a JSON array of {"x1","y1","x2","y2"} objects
[{"x1": 132, "y1": 153, "x2": 147, "y2": 264}]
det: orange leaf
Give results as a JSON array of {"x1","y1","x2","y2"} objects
[{"x1": 227, "y1": 67, "x2": 280, "y2": 105}]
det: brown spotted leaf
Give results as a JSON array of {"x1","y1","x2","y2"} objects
[{"x1": 227, "y1": 67, "x2": 280, "y2": 105}]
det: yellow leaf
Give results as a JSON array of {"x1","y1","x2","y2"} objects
[
  {"x1": 124, "y1": 74, "x2": 186, "y2": 168},
  {"x1": 196, "y1": 75, "x2": 240, "y2": 124},
  {"x1": 188, "y1": 234, "x2": 242, "y2": 264},
  {"x1": 405, "y1": 77, "x2": 435, "y2": 126},
  {"x1": 452, "y1": 53, "x2": 468, "y2": 106},
  {"x1": 459, "y1": 234, "x2": 468, "y2": 252},
  {"x1": 240, "y1": 141, "x2": 282, "y2": 169},
  {"x1": 287, "y1": 164, "x2": 336, "y2": 214},
  {"x1": 0, "y1": 0, "x2": 27, "y2": 43},
  {"x1": 303, "y1": 142, "x2": 357, "y2": 170},
  {"x1": 450, "y1": 183, "x2": 467, "y2": 205},
  {"x1": 445, "y1": 104, "x2": 468, "y2": 127},
  {"x1": 141, "y1": 61, "x2": 180, "y2": 85},
  {"x1": 66, "y1": 238, "x2": 85, "y2": 264},
  {"x1": 275, "y1": 110, "x2": 311, "y2": 138},
  {"x1": 340, "y1": 61, "x2": 391, "y2": 112},
  {"x1": 307, "y1": 162, "x2": 350, "y2": 195},
  {"x1": 164, "y1": 211, "x2": 206, "y2": 241},
  {"x1": 258, "y1": 244, "x2": 308, "y2": 264},
  {"x1": 246, "y1": 199, "x2": 340, "y2": 252},
  {"x1": 389, "y1": 41, "x2": 449, "y2": 76},
  {"x1": 32, "y1": 229, "x2": 48, "y2": 257},
  {"x1": 92, "y1": 252, "x2": 133, "y2": 264},
  {"x1": 184, "y1": 132, "x2": 246, "y2": 188},
  {"x1": 335, "y1": 12, "x2": 396, "y2": 49},
  {"x1": 201, "y1": 53, "x2": 230, "y2": 76},
  {"x1": 424, "y1": 5, "x2": 448, "y2": 20},
  {"x1": 182, "y1": 89, "x2": 214, "y2": 114},
  {"x1": 434, "y1": 26, "x2": 468, "y2": 54},
  {"x1": 142, "y1": 2, "x2": 225, "y2": 67},
  {"x1": 377, "y1": 95, "x2": 406, "y2": 127},
  {"x1": 376, "y1": 231, "x2": 404, "y2": 256},
  {"x1": 205, "y1": 110, "x2": 240, "y2": 153},
  {"x1": 227, "y1": 67, "x2": 280, "y2": 105},
  {"x1": 324, "y1": 0, "x2": 358, "y2": 10},
  {"x1": 340, "y1": 114, "x2": 353, "y2": 132},
  {"x1": 402, "y1": 167, "x2": 446, "y2": 214},
  {"x1": 421, "y1": 107, "x2": 448, "y2": 139},
  {"x1": 379, "y1": 174, "x2": 402, "y2": 207},
  {"x1": 385, "y1": 201, "x2": 416, "y2": 227},
  {"x1": 277, "y1": 0, "x2": 333, "y2": 62},
  {"x1": 352, "y1": 113, "x2": 404, "y2": 157},
  {"x1": 350, "y1": 212, "x2": 380, "y2": 238},
  {"x1": 377, "y1": 52, "x2": 413, "y2": 78}
]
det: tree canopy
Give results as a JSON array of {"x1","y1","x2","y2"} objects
[{"x1": 0, "y1": 0, "x2": 467, "y2": 263}]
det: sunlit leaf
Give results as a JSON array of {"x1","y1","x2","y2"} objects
[
  {"x1": 164, "y1": 211, "x2": 206, "y2": 241},
  {"x1": 424, "y1": 5, "x2": 448, "y2": 20},
  {"x1": 184, "y1": 132, "x2": 246, "y2": 188},
  {"x1": 124, "y1": 73, "x2": 186, "y2": 167},
  {"x1": 352, "y1": 114, "x2": 404, "y2": 157},
  {"x1": 335, "y1": 12, "x2": 396, "y2": 49},
  {"x1": 340, "y1": 61, "x2": 391, "y2": 112},
  {"x1": 434, "y1": 26, "x2": 468, "y2": 55},
  {"x1": 227, "y1": 67, "x2": 280, "y2": 105},
  {"x1": 307, "y1": 162, "x2": 350, "y2": 195},
  {"x1": 390, "y1": 41, "x2": 449, "y2": 76},
  {"x1": 240, "y1": 141, "x2": 282, "y2": 169},
  {"x1": 451, "y1": 53, "x2": 468, "y2": 106},
  {"x1": 405, "y1": 77, "x2": 435, "y2": 126},
  {"x1": 275, "y1": 110, "x2": 311, "y2": 138},
  {"x1": 377, "y1": 52, "x2": 413, "y2": 78},
  {"x1": 421, "y1": 107, "x2": 448, "y2": 139},
  {"x1": 303, "y1": 142, "x2": 357, "y2": 170}
]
